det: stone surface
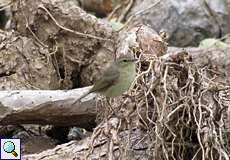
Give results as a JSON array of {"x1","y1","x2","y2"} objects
[{"x1": 128, "y1": 0, "x2": 230, "y2": 47}]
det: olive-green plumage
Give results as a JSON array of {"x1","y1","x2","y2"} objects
[{"x1": 72, "y1": 54, "x2": 137, "y2": 105}]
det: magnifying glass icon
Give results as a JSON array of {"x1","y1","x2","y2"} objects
[{"x1": 3, "y1": 141, "x2": 18, "y2": 157}]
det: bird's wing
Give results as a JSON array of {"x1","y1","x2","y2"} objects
[{"x1": 90, "y1": 66, "x2": 120, "y2": 93}]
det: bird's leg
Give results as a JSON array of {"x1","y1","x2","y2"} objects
[
  {"x1": 122, "y1": 94, "x2": 135, "y2": 102},
  {"x1": 106, "y1": 98, "x2": 124, "y2": 120},
  {"x1": 112, "y1": 94, "x2": 134, "y2": 111},
  {"x1": 106, "y1": 98, "x2": 116, "y2": 114}
]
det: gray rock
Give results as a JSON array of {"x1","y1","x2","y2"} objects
[{"x1": 128, "y1": 0, "x2": 230, "y2": 47}]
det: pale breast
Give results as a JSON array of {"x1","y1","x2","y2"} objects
[{"x1": 104, "y1": 66, "x2": 136, "y2": 98}]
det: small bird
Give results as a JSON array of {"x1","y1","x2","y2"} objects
[{"x1": 72, "y1": 54, "x2": 137, "y2": 105}]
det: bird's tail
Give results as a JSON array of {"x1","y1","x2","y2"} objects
[{"x1": 71, "y1": 90, "x2": 91, "y2": 106}]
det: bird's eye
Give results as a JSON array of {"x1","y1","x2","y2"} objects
[{"x1": 123, "y1": 60, "x2": 127, "y2": 62}]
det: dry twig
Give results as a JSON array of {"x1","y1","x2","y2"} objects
[
  {"x1": 38, "y1": 5, "x2": 115, "y2": 43},
  {"x1": 117, "y1": 0, "x2": 163, "y2": 31}
]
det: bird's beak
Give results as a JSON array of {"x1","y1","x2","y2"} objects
[{"x1": 131, "y1": 58, "x2": 138, "y2": 62}]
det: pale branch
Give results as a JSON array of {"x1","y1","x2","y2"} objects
[{"x1": 0, "y1": 86, "x2": 97, "y2": 129}]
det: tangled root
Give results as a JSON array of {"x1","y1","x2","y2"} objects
[{"x1": 88, "y1": 26, "x2": 230, "y2": 159}]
